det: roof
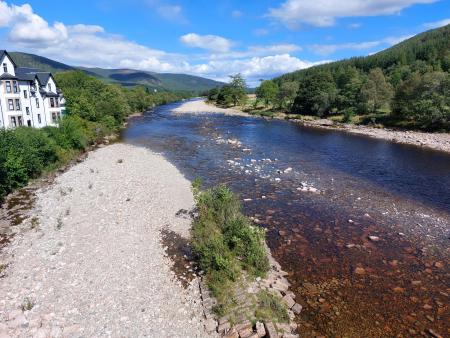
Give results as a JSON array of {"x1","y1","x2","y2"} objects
[
  {"x1": 35, "y1": 72, "x2": 52, "y2": 85},
  {"x1": 0, "y1": 73, "x2": 18, "y2": 80},
  {"x1": 15, "y1": 68, "x2": 38, "y2": 81},
  {"x1": 0, "y1": 50, "x2": 18, "y2": 68},
  {"x1": 45, "y1": 91, "x2": 59, "y2": 97}
]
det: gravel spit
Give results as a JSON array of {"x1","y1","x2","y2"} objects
[{"x1": 0, "y1": 143, "x2": 211, "y2": 338}]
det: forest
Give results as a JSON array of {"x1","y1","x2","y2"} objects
[{"x1": 209, "y1": 25, "x2": 450, "y2": 131}]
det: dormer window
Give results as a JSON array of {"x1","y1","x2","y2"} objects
[
  {"x1": 48, "y1": 83, "x2": 52, "y2": 91},
  {"x1": 2, "y1": 63, "x2": 7, "y2": 73}
]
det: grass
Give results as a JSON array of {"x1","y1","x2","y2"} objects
[
  {"x1": 191, "y1": 183, "x2": 269, "y2": 316},
  {"x1": 255, "y1": 290, "x2": 289, "y2": 324}
]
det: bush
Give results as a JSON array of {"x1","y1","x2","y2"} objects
[{"x1": 191, "y1": 184, "x2": 269, "y2": 305}]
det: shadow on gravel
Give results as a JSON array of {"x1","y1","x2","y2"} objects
[{"x1": 160, "y1": 224, "x2": 199, "y2": 288}]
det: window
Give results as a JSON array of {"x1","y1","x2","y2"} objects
[
  {"x1": 18, "y1": 116, "x2": 23, "y2": 126},
  {"x1": 50, "y1": 98, "x2": 55, "y2": 108},
  {"x1": 52, "y1": 112, "x2": 57, "y2": 122},
  {"x1": 24, "y1": 90, "x2": 28, "y2": 98},
  {"x1": 48, "y1": 83, "x2": 52, "y2": 91},
  {"x1": 13, "y1": 81, "x2": 18, "y2": 93},
  {"x1": 10, "y1": 116, "x2": 16, "y2": 127},
  {"x1": 15, "y1": 99, "x2": 21, "y2": 111},
  {"x1": 36, "y1": 98, "x2": 40, "y2": 108},
  {"x1": 3, "y1": 63, "x2": 7, "y2": 73},
  {"x1": 27, "y1": 120, "x2": 31, "y2": 127},
  {"x1": 56, "y1": 99, "x2": 60, "y2": 107},
  {"x1": 8, "y1": 99, "x2": 14, "y2": 110},
  {"x1": 26, "y1": 107, "x2": 30, "y2": 115},
  {"x1": 37, "y1": 114, "x2": 41, "y2": 124},
  {"x1": 5, "y1": 81, "x2": 11, "y2": 93}
]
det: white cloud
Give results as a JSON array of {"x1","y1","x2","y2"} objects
[
  {"x1": 0, "y1": 1, "x2": 321, "y2": 85},
  {"x1": 67, "y1": 24, "x2": 105, "y2": 34},
  {"x1": 268, "y1": 0, "x2": 437, "y2": 28},
  {"x1": 253, "y1": 28, "x2": 269, "y2": 36},
  {"x1": 423, "y1": 18, "x2": 450, "y2": 29},
  {"x1": 146, "y1": 0, "x2": 186, "y2": 22},
  {"x1": 309, "y1": 35, "x2": 414, "y2": 55},
  {"x1": 180, "y1": 33, "x2": 233, "y2": 52}
]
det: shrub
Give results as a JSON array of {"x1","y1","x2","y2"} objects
[{"x1": 191, "y1": 184, "x2": 269, "y2": 303}]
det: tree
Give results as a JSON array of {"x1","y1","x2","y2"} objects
[
  {"x1": 360, "y1": 68, "x2": 393, "y2": 113},
  {"x1": 291, "y1": 72, "x2": 337, "y2": 117},
  {"x1": 228, "y1": 74, "x2": 247, "y2": 106},
  {"x1": 393, "y1": 71, "x2": 450, "y2": 129},
  {"x1": 278, "y1": 81, "x2": 299, "y2": 109},
  {"x1": 256, "y1": 80, "x2": 279, "y2": 106}
]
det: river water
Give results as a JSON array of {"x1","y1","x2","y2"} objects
[{"x1": 122, "y1": 100, "x2": 449, "y2": 338}]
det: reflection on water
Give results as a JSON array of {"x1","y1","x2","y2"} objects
[{"x1": 123, "y1": 101, "x2": 449, "y2": 338}]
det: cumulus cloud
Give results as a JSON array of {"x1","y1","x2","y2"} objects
[
  {"x1": 268, "y1": 0, "x2": 437, "y2": 28},
  {"x1": 0, "y1": 1, "x2": 319, "y2": 85},
  {"x1": 309, "y1": 35, "x2": 413, "y2": 55},
  {"x1": 423, "y1": 18, "x2": 450, "y2": 29},
  {"x1": 180, "y1": 33, "x2": 233, "y2": 52}
]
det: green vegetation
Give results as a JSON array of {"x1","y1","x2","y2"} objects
[
  {"x1": 207, "y1": 74, "x2": 248, "y2": 107},
  {"x1": 191, "y1": 183, "x2": 269, "y2": 314},
  {"x1": 0, "y1": 71, "x2": 185, "y2": 200},
  {"x1": 257, "y1": 24, "x2": 450, "y2": 131},
  {"x1": 255, "y1": 290, "x2": 289, "y2": 323},
  {"x1": 11, "y1": 52, "x2": 225, "y2": 94}
]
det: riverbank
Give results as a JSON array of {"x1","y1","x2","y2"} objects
[
  {"x1": 0, "y1": 143, "x2": 210, "y2": 337},
  {"x1": 175, "y1": 99, "x2": 450, "y2": 154}
]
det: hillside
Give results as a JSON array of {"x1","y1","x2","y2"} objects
[
  {"x1": 269, "y1": 24, "x2": 450, "y2": 130},
  {"x1": 10, "y1": 52, "x2": 224, "y2": 93}
]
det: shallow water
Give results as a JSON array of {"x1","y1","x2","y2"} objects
[{"x1": 123, "y1": 101, "x2": 449, "y2": 337}]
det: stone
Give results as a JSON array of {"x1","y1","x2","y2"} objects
[
  {"x1": 282, "y1": 295, "x2": 295, "y2": 309},
  {"x1": 204, "y1": 318, "x2": 217, "y2": 333},
  {"x1": 223, "y1": 329, "x2": 239, "y2": 338},
  {"x1": 238, "y1": 327, "x2": 254, "y2": 338},
  {"x1": 427, "y1": 329, "x2": 443, "y2": 338},
  {"x1": 368, "y1": 235, "x2": 380, "y2": 242},
  {"x1": 235, "y1": 320, "x2": 252, "y2": 332},
  {"x1": 354, "y1": 267, "x2": 365, "y2": 275},
  {"x1": 292, "y1": 303, "x2": 302, "y2": 314},
  {"x1": 264, "y1": 322, "x2": 278, "y2": 338},
  {"x1": 256, "y1": 321, "x2": 266, "y2": 337},
  {"x1": 283, "y1": 334, "x2": 299, "y2": 338},
  {"x1": 218, "y1": 322, "x2": 231, "y2": 334}
]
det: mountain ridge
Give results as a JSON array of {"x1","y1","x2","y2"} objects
[{"x1": 9, "y1": 51, "x2": 224, "y2": 93}]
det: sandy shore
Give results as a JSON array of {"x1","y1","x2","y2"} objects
[
  {"x1": 174, "y1": 99, "x2": 450, "y2": 154},
  {"x1": 0, "y1": 144, "x2": 210, "y2": 337},
  {"x1": 173, "y1": 99, "x2": 247, "y2": 116}
]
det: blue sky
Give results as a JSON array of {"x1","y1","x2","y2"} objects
[{"x1": 1, "y1": 0, "x2": 449, "y2": 85}]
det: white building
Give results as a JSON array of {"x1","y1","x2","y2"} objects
[{"x1": 0, "y1": 50, "x2": 65, "y2": 129}]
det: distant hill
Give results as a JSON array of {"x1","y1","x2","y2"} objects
[
  {"x1": 270, "y1": 24, "x2": 450, "y2": 130},
  {"x1": 10, "y1": 52, "x2": 225, "y2": 93},
  {"x1": 275, "y1": 24, "x2": 450, "y2": 83}
]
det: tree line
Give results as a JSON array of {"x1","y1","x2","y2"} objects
[
  {"x1": 256, "y1": 24, "x2": 450, "y2": 130},
  {"x1": 0, "y1": 71, "x2": 187, "y2": 200},
  {"x1": 206, "y1": 25, "x2": 450, "y2": 131}
]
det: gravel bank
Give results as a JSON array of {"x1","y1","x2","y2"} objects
[
  {"x1": 298, "y1": 119, "x2": 450, "y2": 154},
  {"x1": 173, "y1": 99, "x2": 247, "y2": 116},
  {"x1": 0, "y1": 143, "x2": 210, "y2": 338}
]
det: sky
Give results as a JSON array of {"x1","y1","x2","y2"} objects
[{"x1": 0, "y1": 0, "x2": 449, "y2": 85}]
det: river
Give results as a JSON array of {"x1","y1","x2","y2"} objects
[{"x1": 122, "y1": 100, "x2": 449, "y2": 338}]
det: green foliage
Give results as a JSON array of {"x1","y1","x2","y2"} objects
[
  {"x1": 360, "y1": 68, "x2": 394, "y2": 113},
  {"x1": 256, "y1": 80, "x2": 279, "y2": 106},
  {"x1": 277, "y1": 81, "x2": 299, "y2": 110},
  {"x1": 273, "y1": 24, "x2": 450, "y2": 130},
  {"x1": 191, "y1": 184, "x2": 269, "y2": 306},
  {"x1": 212, "y1": 74, "x2": 248, "y2": 107},
  {"x1": 255, "y1": 290, "x2": 289, "y2": 324},
  {"x1": 1, "y1": 72, "x2": 185, "y2": 200},
  {"x1": 393, "y1": 71, "x2": 450, "y2": 130},
  {"x1": 292, "y1": 72, "x2": 337, "y2": 117}
]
